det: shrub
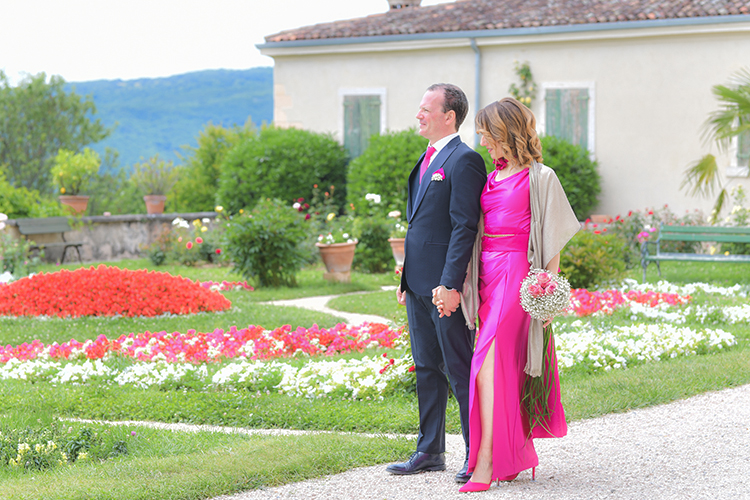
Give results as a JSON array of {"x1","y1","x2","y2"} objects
[
  {"x1": 131, "y1": 154, "x2": 178, "y2": 195},
  {"x1": 0, "y1": 226, "x2": 42, "y2": 278},
  {"x1": 560, "y1": 229, "x2": 627, "y2": 289},
  {"x1": 140, "y1": 216, "x2": 224, "y2": 267},
  {"x1": 171, "y1": 122, "x2": 255, "y2": 212},
  {"x1": 352, "y1": 215, "x2": 392, "y2": 274},
  {"x1": 51, "y1": 148, "x2": 100, "y2": 196},
  {"x1": 223, "y1": 198, "x2": 307, "y2": 287},
  {"x1": 346, "y1": 128, "x2": 427, "y2": 217},
  {"x1": 0, "y1": 172, "x2": 61, "y2": 219},
  {"x1": 217, "y1": 127, "x2": 348, "y2": 215},
  {"x1": 608, "y1": 205, "x2": 707, "y2": 268},
  {"x1": 721, "y1": 186, "x2": 750, "y2": 255},
  {"x1": 540, "y1": 135, "x2": 601, "y2": 220}
]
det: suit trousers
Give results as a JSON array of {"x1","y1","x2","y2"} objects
[{"x1": 406, "y1": 291, "x2": 474, "y2": 456}]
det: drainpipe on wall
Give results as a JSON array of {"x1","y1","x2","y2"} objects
[{"x1": 470, "y1": 38, "x2": 481, "y2": 148}]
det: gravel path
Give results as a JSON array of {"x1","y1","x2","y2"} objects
[{"x1": 209, "y1": 383, "x2": 750, "y2": 500}]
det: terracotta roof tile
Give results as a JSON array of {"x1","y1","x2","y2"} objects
[{"x1": 265, "y1": 0, "x2": 750, "y2": 42}]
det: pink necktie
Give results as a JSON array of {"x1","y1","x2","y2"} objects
[{"x1": 419, "y1": 146, "x2": 436, "y2": 183}]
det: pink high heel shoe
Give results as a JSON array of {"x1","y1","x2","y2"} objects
[
  {"x1": 498, "y1": 466, "x2": 536, "y2": 482},
  {"x1": 460, "y1": 467, "x2": 536, "y2": 492},
  {"x1": 459, "y1": 480, "x2": 491, "y2": 492}
]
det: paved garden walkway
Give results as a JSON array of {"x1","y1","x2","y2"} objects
[{"x1": 259, "y1": 287, "x2": 396, "y2": 326}]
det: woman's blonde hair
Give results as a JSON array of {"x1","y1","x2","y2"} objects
[{"x1": 475, "y1": 97, "x2": 542, "y2": 166}]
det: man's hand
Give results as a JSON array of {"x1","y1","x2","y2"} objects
[
  {"x1": 396, "y1": 286, "x2": 406, "y2": 306},
  {"x1": 431, "y1": 285, "x2": 460, "y2": 318}
]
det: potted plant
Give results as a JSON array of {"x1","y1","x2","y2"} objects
[
  {"x1": 315, "y1": 212, "x2": 358, "y2": 282},
  {"x1": 387, "y1": 210, "x2": 407, "y2": 270},
  {"x1": 51, "y1": 148, "x2": 100, "y2": 214},
  {"x1": 132, "y1": 155, "x2": 179, "y2": 214}
]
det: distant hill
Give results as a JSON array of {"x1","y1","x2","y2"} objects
[{"x1": 68, "y1": 68, "x2": 273, "y2": 171}]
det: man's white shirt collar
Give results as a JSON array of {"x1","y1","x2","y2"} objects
[{"x1": 427, "y1": 132, "x2": 460, "y2": 167}]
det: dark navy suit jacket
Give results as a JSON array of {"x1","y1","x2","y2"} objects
[{"x1": 401, "y1": 136, "x2": 487, "y2": 297}]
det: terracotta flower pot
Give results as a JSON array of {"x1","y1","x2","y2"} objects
[
  {"x1": 143, "y1": 194, "x2": 167, "y2": 215},
  {"x1": 59, "y1": 195, "x2": 90, "y2": 214},
  {"x1": 316, "y1": 241, "x2": 357, "y2": 283},
  {"x1": 388, "y1": 237, "x2": 405, "y2": 270},
  {"x1": 589, "y1": 214, "x2": 612, "y2": 224}
]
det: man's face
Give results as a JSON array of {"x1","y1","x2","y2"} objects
[{"x1": 416, "y1": 90, "x2": 454, "y2": 144}]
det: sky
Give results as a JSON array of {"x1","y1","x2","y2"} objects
[{"x1": 0, "y1": 0, "x2": 449, "y2": 84}]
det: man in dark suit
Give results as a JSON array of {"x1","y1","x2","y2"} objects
[{"x1": 386, "y1": 83, "x2": 487, "y2": 483}]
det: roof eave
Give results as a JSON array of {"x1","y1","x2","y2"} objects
[{"x1": 257, "y1": 13, "x2": 750, "y2": 51}]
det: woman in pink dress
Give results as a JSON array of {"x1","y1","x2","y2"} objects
[{"x1": 455, "y1": 98, "x2": 580, "y2": 493}]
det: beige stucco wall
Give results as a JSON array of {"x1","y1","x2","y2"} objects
[{"x1": 263, "y1": 20, "x2": 750, "y2": 220}]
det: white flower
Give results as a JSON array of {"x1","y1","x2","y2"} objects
[
  {"x1": 365, "y1": 193, "x2": 382, "y2": 204},
  {"x1": 431, "y1": 172, "x2": 444, "y2": 181},
  {"x1": 293, "y1": 202, "x2": 301, "y2": 210}
]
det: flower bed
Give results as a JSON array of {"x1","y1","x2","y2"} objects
[
  {"x1": 0, "y1": 279, "x2": 744, "y2": 400},
  {"x1": 568, "y1": 287, "x2": 691, "y2": 317},
  {"x1": 556, "y1": 322, "x2": 736, "y2": 371},
  {"x1": 0, "y1": 266, "x2": 231, "y2": 317},
  {"x1": 0, "y1": 323, "x2": 399, "y2": 364}
]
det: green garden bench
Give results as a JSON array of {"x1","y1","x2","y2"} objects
[
  {"x1": 641, "y1": 223, "x2": 750, "y2": 281},
  {"x1": 15, "y1": 217, "x2": 84, "y2": 264}
]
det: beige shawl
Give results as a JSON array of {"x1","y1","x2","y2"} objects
[{"x1": 461, "y1": 162, "x2": 581, "y2": 377}]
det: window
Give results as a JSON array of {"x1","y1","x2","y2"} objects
[
  {"x1": 729, "y1": 128, "x2": 750, "y2": 177},
  {"x1": 339, "y1": 89, "x2": 386, "y2": 158},
  {"x1": 540, "y1": 82, "x2": 596, "y2": 156}
]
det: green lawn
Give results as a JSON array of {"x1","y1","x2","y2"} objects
[{"x1": 1, "y1": 258, "x2": 749, "y2": 499}]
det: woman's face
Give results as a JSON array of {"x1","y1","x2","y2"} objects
[{"x1": 479, "y1": 133, "x2": 504, "y2": 161}]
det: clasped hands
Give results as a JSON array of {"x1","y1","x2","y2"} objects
[
  {"x1": 431, "y1": 285, "x2": 460, "y2": 318},
  {"x1": 395, "y1": 285, "x2": 460, "y2": 318}
]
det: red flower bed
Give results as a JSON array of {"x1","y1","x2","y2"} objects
[
  {"x1": 569, "y1": 288, "x2": 690, "y2": 316},
  {"x1": 0, "y1": 266, "x2": 231, "y2": 317}
]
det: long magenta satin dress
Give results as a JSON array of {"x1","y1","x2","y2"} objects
[{"x1": 467, "y1": 168, "x2": 567, "y2": 480}]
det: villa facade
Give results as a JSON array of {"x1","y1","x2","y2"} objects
[{"x1": 259, "y1": 0, "x2": 750, "y2": 216}]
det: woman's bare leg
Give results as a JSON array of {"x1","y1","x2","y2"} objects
[{"x1": 470, "y1": 339, "x2": 496, "y2": 484}]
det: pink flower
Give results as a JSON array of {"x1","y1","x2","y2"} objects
[
  {"x1": 536, "y1": 272, "x2": 551, "y2": 286},
  {"x1": 196, "y1": 237, "x2": 203, "y2": 244},
  {"x1": 528, "y1": 283, "x2": 544, "y2": 298},
  {"x1": 186, "y1": 242, "x2": 193, "y2": 249},
  {"x1": 215, "y1": 248, "x2": 222, "y2": 255},
  {"x1": 546, "y1": 281, "x2": 558, "y2": 295}
]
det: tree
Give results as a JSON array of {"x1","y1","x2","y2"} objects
[
  {"x1": 682, "y1": 68, "x2": 750, "y2": 223},
  {"x1": 170, "y1": 121, "x2": 256, "y2": 212},
  {"x1": 217, "y1": 126, "x2": 348, "y2": 214},
  {"x1": 346, "y1": 128, "x2": 427, "y2": 216},
  {"x1": 0, "y1": 71, "x2": 110, "y2": 193}
]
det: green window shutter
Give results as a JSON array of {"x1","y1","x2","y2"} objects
[
  {"x1": 738, "y1": 129, "x2": 750, "y2": 168},
  {"x1": 545, "y1": 88, "x2": 589, "y2": 151},
  {"x1": 344, "y1": 95, "x2": 381, "y2": 158}
]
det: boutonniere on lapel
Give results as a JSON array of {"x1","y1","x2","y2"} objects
[{"x1": 431, "y1": 168, "x2": 445, "y2": 182}]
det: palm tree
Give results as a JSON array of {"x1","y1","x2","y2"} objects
[{"x1": 681, "y1": 68, "x2": 750, "y2": 223}]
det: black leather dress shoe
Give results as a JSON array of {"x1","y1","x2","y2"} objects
[
  {"x1": 386, "y1": 451, "x2": 446, "y2": 475},
  {"x1": 454, "y1": 458, "x2": 472, "y2": 483}
]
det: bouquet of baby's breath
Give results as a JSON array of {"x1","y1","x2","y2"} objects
[
  {"x1": 519, "y1": 269, "x2": 570, "y2": 437},
  {"x1": 519, "y1": 269, "x2": 571, "y2": 320}
]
